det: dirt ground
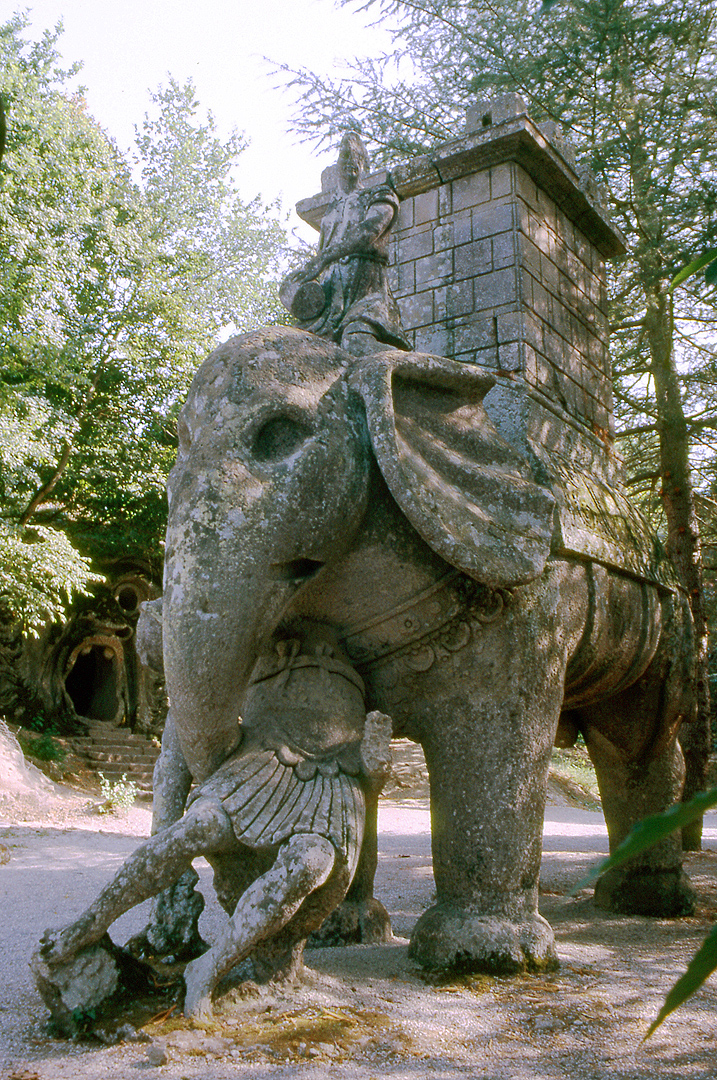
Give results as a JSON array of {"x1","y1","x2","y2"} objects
[{"x1": 1, "y1": 741, "x2": 716, "y2": 1080}]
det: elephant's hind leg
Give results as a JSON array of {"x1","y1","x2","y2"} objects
[
  {"x1": 578, "y1": 716, "x2": 696, "y2": 916},
  {"x1": 182, "y1": 833, "x2": 339, "y2": 1019},
  {"x1": 575, "y1": 592, "x2": 696, "y2": 917}
]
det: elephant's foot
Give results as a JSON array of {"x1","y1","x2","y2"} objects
[
  {"x1": 408, "y1": 905, "x2": 558, "y2": 975},
  {"x1": 594, "y1": 867, "x2": 696, "y2": 917},
  {"x1": 308, "y1": 897, "x2": 392, "y2": 947},
  {"x1": 125, "y1": 870, "x2": 207, "y2": 962}
]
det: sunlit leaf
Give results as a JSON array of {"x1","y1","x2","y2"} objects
[
  {"x1": 670, "y1": 250, "x2": 717, "y2": 289},
  {"x1": 645, "y1": 923, "x2": 717, "y2": 1037},
  {"x1": 571, "y1": 787, "x2": 717, "y2": 894}
]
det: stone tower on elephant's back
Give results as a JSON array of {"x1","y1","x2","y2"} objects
[{"x1": 297, "y1": 93, "x2": 626, "y2": 493}]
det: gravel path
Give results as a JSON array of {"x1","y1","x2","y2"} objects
[{"x1": 1, "y1": 747, "x2": 716, "y2": 1079}]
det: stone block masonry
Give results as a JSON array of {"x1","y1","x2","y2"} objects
[{"x1": 297, "y1": 94, "x2": 626, "y2": 484}]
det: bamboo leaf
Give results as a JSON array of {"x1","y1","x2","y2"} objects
[
  {"x1": 670, "y1": 250, "x2": 717, "y2": 289},
  {"x1": 645, "y1": 923, "x2": 717, "y2": 1037},
  {"x1": 571, "y1": 788, "x2": 717, "y2": 895},
  {"x1": 704, "y1": 258, "x2": 717, "y2": 286}
]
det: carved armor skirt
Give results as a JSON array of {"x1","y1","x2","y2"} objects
[{"x1": 191, "y1": 748, "x2": 365, "y2": 881}]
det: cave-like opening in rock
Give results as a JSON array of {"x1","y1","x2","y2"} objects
[{"x1": 65, "y1": 645, "x2": 122, "y2": 723}]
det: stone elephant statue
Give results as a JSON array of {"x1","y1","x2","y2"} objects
[
  {"x1": 157, "y1": 323, "x2": 694, "y2": 977},
  {"x1": 33, "y1": 323, "x2": 697, "y2": 1025}
]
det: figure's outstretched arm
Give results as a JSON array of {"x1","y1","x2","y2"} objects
[{"x1": 37, "y1": 800, "x2": 234, "y2": 967}]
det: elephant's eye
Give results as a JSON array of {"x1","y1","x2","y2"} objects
[{"x1": 252, "y1": 415, "x2": 312, "y2": 462}]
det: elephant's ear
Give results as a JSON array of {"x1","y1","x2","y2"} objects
[{"x1": 349, "y1": 352, "x2": 556, "y2": 587}]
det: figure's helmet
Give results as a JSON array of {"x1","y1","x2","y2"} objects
[
  {"x1": 338, "y1": 132, "x2": 370, "y2": 192},
  {"x1": 242, "y1": 626, "x2": 366, "y2": 763}
]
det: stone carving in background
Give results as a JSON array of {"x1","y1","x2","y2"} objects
[{"x1": 0, "y1": 565, "x2": 165, "y2": 738}]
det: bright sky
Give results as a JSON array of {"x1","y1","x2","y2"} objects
[{"x1": 20, "y1": 0, "x2": 396, "y2": 242}]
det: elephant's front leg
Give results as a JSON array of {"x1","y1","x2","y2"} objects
[{"x1": 406, "y1": 568, "x2": 581, "y2": 975}]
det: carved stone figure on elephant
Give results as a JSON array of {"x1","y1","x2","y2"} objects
[{"x1": 147, "y1": 323, "x2": 694, "y2": 980}]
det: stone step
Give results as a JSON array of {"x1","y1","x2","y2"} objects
[
  {"x1": 87, "y1": 742, "x2": 159, "y2": 756},
  {"x1": 72, "y1": 723, "x2": 161, "y2": 795},
  {"x1": 92, "y1": 751, "x2": 155, "y2": 768},
  {"x1": 97, "y1": 765, "x2": 154, "y2": 779},
  {"x1": 88, "y1": 731, "x2": 158, "y2": 748},
  {"x1": 88, "y1": 750, "x2": 159, "y2": 767},
  {"x1": 95, "y1": 763, "x2": 154, "y2": 787},
  {"x1": 88, "y1": 736, "x2": 158, "y2": 750}
]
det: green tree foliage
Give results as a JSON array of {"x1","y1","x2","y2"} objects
[
  {"x1": 0, "y1": 14, "x2": 290, "y2": 630},
  {"x1": 280, "y1": 0, "x2": 717, "y2": 836}
]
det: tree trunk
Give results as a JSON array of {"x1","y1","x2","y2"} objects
[
  {"x1": 645, "y1": 288, "x2": 711, "y2": 850},
  {"x1": 19, "y1": 440, "x2": 73, "y2": 527},
  {"x1": 18, "y1": 373, "x2": 101, "y2": 527}
]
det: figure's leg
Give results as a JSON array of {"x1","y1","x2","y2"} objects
[
  {"x1": 401, "y1": 564, "x2": 586, "y2": 975},
  {"x1": 39, "y1": 799, "x2": 234, "y2": 966},
  {"x1": 126, "y1": 713, "x2": 206, "y2": 960},
  {"x1": 183, "y1": 833, "x2": 337, "y2": 1019},
  {"x1": 308, "y1": 787, "x2": 392, "y2": 945},
  {"x1": 575, "y1": 593, "x2": 696, "y2": 916}
]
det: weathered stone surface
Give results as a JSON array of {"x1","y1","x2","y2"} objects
[
  {"x1": 135, "y1": 597, "x2": 164, "y2": 673},
  {"x1": 32, "y1": 940, "x2": 120, "y2": 1021},
  {"x1": 155, "y1": 324, "x2": 693, "y2": 985},
  {"x1": 126, "y1": 867, "x2": 205, "y2": 962},
  {"x1": 349, "y1": 348, "x2": 556, "y2": 587},
  {"x1": 32, "y1": 627, "x2": 390, "y2": 1022},
  {"x1": 1, "y1": 569, "x2": 165, "y2": 737},
  {"x1": 408, "y1": 907, "x2": 558, "y2": 974},
  {"x1": 146, "y1": 1040, "x2": 168, "y2": 1065},
  {"x1": 593, "y1": 867, "x2": 697, "y2": 917},
  {"x1": 31, "y1": 934, "x2": 152, "y2": 1036}
]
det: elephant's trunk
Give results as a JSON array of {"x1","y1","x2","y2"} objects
[
  {"x1": 162, "y1": 462, "x2": 329, "y2": 781},
  {"x1": 163, "y1": 559, "x2": 309, "y2": 783},
  {"x1": 161, "y1": 336, "x2": 371, "y2": 783}
]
